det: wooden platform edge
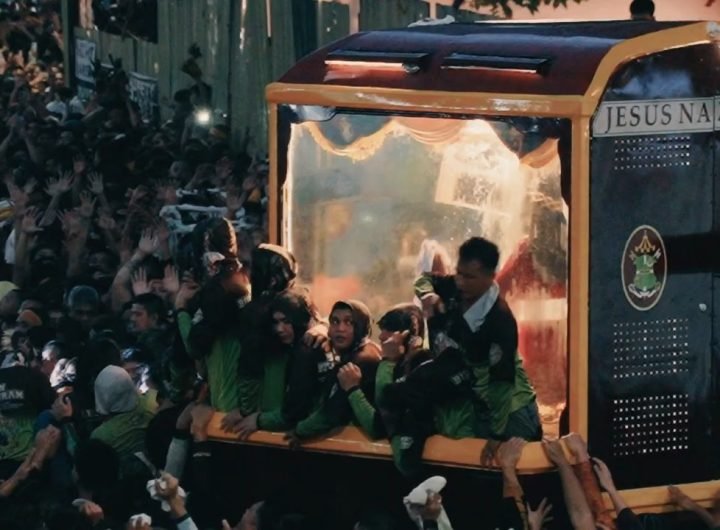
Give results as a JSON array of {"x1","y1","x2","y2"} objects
[
  {"x1": 611, "y1": 481, "x2": 720, "y2": 515},
  {"x1": 207, "y1": 413, "x2": 558, "y2": 474},
  {"x1": 208, "y1": 413, "x2": 720, "y2": 514}
]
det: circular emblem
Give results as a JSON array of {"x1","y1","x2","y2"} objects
[{"x1": 621, "y1": 225, "x2": 667, "y2": 311}]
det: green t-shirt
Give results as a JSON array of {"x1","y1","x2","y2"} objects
[
  {"x1": 178, "y1": 311, "x2": 242, "y2": 412},
  {"x1": 255, "y1": 353, "x2": 289, "y2": 431},
  {"x1": 91, "y1": 405, "x2": 154, "y2": 464},
  {"x1": 0, "y1": 413, "x2": 35, "y2": 461},
  {"x1": 206, "y1": 336, "x2": 242, "y2": 412},
  {"x1": 0, "y1": 366, "x2": 55, "y2": 461}
]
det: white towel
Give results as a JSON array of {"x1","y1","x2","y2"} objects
[
  {"x1": 416, "y1": 239, "x2": 452, "y2": 276},
  {"x1": 128, "y1": 514, "x2": 152, "y2": 527},
  {"x1": 403, "y1": 476, "x2": 453, "y2": 530},
  {"x1": 146, "y1": 478, "x2": 187, "y2": 512}
]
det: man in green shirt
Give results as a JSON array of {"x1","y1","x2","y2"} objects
[
  {"x1": 339, "y1": 303, "x2": 477, "y2": 477},
  {"x1": 0, "y1": 364, "x2": 54, "y2": 476},
  {"x1": 415, "y1": 237, "x2": 541, "y2": 465},
  {"x1": 89, "y1": 365, "x2": 154, "y2": 476},
  {"x1": 177, "y1": 267, "x2": 247, "y2": 413}
]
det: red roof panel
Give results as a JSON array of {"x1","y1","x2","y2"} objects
[{"x1": 279, "y1": 21, "x2": 695, "y2": 96}]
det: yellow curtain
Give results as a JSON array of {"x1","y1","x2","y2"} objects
[
  {"x1": 301, "y1": 117, "x2": 466, "y2": 161},
  {"x1": 521, "y1": 139, "x2": 559, "y2": 169},
  {"x1": 393, "y1": 117, "x2": 465, "y2": 146}
]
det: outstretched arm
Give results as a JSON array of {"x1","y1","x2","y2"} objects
[
  {"x1": 496, "y1": 437, "x2": 529, "y2": 529},
  {"x1": 668, "y1": 485, "x2": 718, "y2": 529},
  {"x1": 543, "y1": 439, "x2": 595, "y2": 530},
  {"x1": 565, "y1": 433, "x2": 615, "y2": 528}
]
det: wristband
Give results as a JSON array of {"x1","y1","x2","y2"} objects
[{"x1": 345, "y1": 386, "x2": 361, "y2": 396}]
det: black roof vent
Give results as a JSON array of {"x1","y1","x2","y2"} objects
[{"x1": 441, "y1": 53, "x2": 552, "y2": 74}]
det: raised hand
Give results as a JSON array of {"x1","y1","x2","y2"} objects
[
  {"x1": 78, "y1": 191, "x2": 96, "y2": 219},
  {"x1": 418, "y1": 492, "x2": 444, "y2": 522},
  {"x1": 57, "y1": 209, "x2": 83, "y2": 239},
  {"x1": 137, "y1": 229, "x2": 159, "y2": 257},
  {"x1": 45, "y1": 172, "x2": 74, "y2": 197},
  {"x1": 592, "y1": 457, "x2": 617, "y2": 493},
  {"x1": 563, "y1": 432, "x2": 590, "y2": 462},
  {"x1": 542, "y1": 438, "x2": 568, "y2": 467},
  {"x1": 421, "y1": 293, "x2": 445, "y2": 320},
  {"x1": 155, "y1": 472, "x2": 186, "y2": 518},
  {"x1": 131, "y1": 268, "x2": 150, "y2": 296},
  {"x1": 162, "y1": 264, "x2": 180, "y2": 296},
  {"x1": 527, "y1": 498, "x2": 553, "y2": 530},
  {"x1": 8, "y1": 181, "x2": 29, "y2": 212},
  {"x1": 380, "y1": 330, "x2": 410, "y2": 362},
  {"x1": 175, "y1": 276, "x2": 200, "y2": 310},
  {"x1": 21, "y1": 207, "x2": 43, "y2": 234},
  {"x1": 155, "y1": 472, "x2": 180, "y2": 501},
  {"x1": 302, "y1": 324, "x2": 329, "y2": 350},
  {"x1": 97, "y1": 211, "x2": 117, "y2": 231},
  {"x1": 128, "y1": 186, "x2": 148, "y2": 208},
  {"x1": 22, "y1": 177, "x2": 37, "y2": 195},
  {"x1": 87, "y1": 172, "x2": 104, "y2": 195}
]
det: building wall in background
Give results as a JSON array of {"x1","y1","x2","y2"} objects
[{"x1": 66, "y1": 0, "x2": 719, "y2": 155}]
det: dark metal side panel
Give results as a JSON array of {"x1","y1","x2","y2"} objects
[{"x1": 589, "y1": 44, "x2": 719, "y2": 489}]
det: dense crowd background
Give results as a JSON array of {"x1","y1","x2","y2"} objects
[{"x1": 0, "y1": 1, "x2": 717, "y2": 529}]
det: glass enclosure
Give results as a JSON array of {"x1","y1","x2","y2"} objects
[{"x1": 281, "y1": 106, "x2": 570, "y2": 435}]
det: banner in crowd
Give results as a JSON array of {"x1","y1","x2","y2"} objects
[
  {"x1": 128, "y1": 72, "x2": 160, "y2": 125},
  {"x1": 74, "y1": 39, "x2": 97, "y2": 101}
]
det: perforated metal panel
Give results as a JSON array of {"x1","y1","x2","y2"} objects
[
  {"x1": 612, "y1": 318, "x2": 690, "y2": 380},
  {"x1": 588, "y1": 44, "x2": 717, "y2": 489},
  {"x1": 612, "y1": 394, "x2": 690, "y2": 457},
  {"x1": 612, "y1": 136, "x2": 691, "y2": 171}
]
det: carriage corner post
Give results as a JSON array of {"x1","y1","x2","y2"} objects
[{"x1": 209, "y1": 19, "x2": 720, "y2": 513}]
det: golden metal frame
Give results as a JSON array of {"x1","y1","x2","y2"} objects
[{"x1": 210, "y1": 22, "x2": 720, "y2": 511}]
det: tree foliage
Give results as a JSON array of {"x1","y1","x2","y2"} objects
[
  {"x1": 455, "y1": 0, "x2": 717, "y2": 17},
  {"x1": 454, "y1": 0, "x2": 589, "y2": 18}
]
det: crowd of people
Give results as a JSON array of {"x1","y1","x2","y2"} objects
[{"x1": 0, "y1": 1, "x2": 717, "y2": 529}]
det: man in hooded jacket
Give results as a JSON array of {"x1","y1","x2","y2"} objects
[{"x1": 286, "y1": 299, "x2": 381, "y2": 444}]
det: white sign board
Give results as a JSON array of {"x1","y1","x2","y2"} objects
[
  {"x1": 593, "y1": 97, "x2": 720, "y2": 137},
  {"x1": 74, "y1": 39, "x2": 96, "y2": 85},
  {"x1": 128, "y1": 72, "x2": 159, "y2": 124}
]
